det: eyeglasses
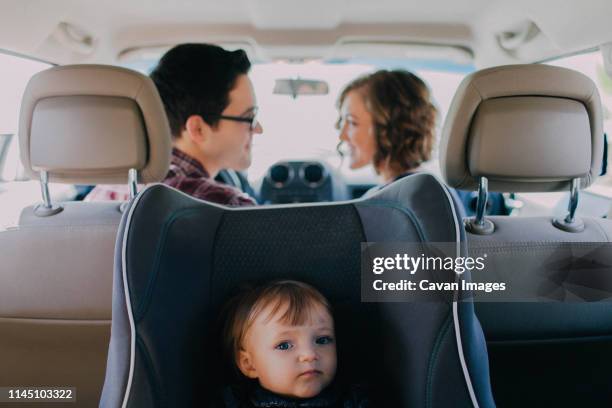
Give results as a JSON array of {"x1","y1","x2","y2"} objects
[{"x1": 218, "y1": 108, "x2": 259, "y2": 131}]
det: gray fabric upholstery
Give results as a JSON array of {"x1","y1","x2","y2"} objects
[
  {"x1": 440, "y1": 64, "x2": 603, "y2": 192},
  {"x1": 19, "y1": 64, "x2": 171, "y2": 184},
  {"x1": 100, "y1": 175, "x2": 495, "y2": 408},
  {"x1": 469, "y1": 215, "x2": 612, "y2": 331},
  {"x1": 467, "y1": 216, "x2": 612, "y2": 407}
]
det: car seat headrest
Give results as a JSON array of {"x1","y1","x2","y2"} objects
[
  {"x1": 440, "y1": 64, "x2": 603, "y2": 192},
  {"x1": 19, "y1": 64, "x2": 171, "y2": 184}
]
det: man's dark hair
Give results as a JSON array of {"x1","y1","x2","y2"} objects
[{"x1": 150, "y1": 43, "x2": 251, "y2": 138}]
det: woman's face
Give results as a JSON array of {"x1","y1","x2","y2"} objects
[{"x1": 338, "y1": 90, "x2": 377, "y2": 169}]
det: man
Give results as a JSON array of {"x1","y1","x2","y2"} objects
[{"x1": 86, "y1": 43, "x2": 262, "y2": 206}]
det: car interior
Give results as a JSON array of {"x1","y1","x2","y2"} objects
[{"x1": 2, "y1": 0, "x2": 612, "y2": 407}]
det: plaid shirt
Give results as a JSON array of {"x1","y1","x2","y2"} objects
[{"x1": 85, "y1": 148, "x2": 256, "y2": 206}]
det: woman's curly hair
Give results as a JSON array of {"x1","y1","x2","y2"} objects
[{"x1": 337, "y1": 70, "x2": 437, "y2": 177}]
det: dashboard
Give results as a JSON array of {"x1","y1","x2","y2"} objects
[
  {"x1": 254, "y1": 161, "x2": 612, "y2": 219},
  {"x1": 258, "y1": 160, "x2": 367, "y2": 204}
]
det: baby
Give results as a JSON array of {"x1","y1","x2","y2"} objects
[{"x1": 217, "y1": 280, "x2": 367, "y2": 408}]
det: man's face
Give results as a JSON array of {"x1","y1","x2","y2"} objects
[
  {"x1": 239, "y1": 302, "x2": 337, "y2": 399},
  {"x1": 207, "y1": 74, "x2": 263, "y2": 171}
]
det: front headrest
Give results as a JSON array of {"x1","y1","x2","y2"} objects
[
  {"x1": 440, "y1": 64, "x2": 603, "y2": 192},
  {"x1": 19, "y1": 65, "x2": 171, "y2": 184}
]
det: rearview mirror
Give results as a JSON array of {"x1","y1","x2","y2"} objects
[{"x1": 273, "y1": 78, "x2": 329, "y2": 99}]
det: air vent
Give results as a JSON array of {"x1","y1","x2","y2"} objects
[
  {"x1": 268, "y1": 163, "x2": 292, "y2": 187},
  {"x1": 301, "y1": 163, "x2": 326, "y2": 187}
]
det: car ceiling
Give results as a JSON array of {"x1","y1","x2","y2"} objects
[{"x1": 0, "y1": 0, "x2": 610, "y2": 67}]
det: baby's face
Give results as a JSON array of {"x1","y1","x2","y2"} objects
[{"x1": 238, "y1": 302, "x2": 337, "y2": 399}]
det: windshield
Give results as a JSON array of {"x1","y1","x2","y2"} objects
[{"x1": 248, "y1": 59, "x2": 472, "y2": 183}]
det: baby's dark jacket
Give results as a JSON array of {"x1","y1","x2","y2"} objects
[{"x1": 211, "y1": 381, "x2": 368, "y2": 408}]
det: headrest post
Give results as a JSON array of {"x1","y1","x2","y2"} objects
[
  {"x1": 465, "y1": 176, "x2": 495, "y2": 235},
  {"x1": 128, "y1": 168, "x2": 138, "y2": 200},
  {"x1": 34, "y1": 170, "x2": 63, "y2": 217},
  {"x1": 565, "y1": 177, "x2": 580, "y2": 224},
  {"x1": 475, "y1": 176, "x2": 489, "y2": 226},
  {"x1": 553, "y1": 177, "x2": 585, "y2": 232},
  {"x1": 40, "y1": 170, "x2": 52, "y2": 209}
]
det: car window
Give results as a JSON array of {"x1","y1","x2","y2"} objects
[
  {"x1": 546, "y1": 50, "x2": 612, "y2": 192},
  {"x1": 0, "y1": 53, "x2": 51, "y2": 133},
  {"x1": 512, "y1": 50, "x2": 612, "y2": 218},
  {"x1": 0, "y1": 52, "x2": 51, "y2": 180},
  {"x1": 0, "y1": 52, "x2": 76, "y2": 226}
]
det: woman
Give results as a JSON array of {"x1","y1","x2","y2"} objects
[
  {"x1": 337, "y1": 70, "x2": 435, "y2": 183},
  {"x1": 336, "y1": 69, "x2": 507, "y2": 216}
]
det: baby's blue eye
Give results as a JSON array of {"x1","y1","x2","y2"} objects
[
  {"x1": 316, "y1": 336, "x2": 334, "y2": 345},
  {"x1": 275, "y1": 341, "x2": 293, "y2": 350}
]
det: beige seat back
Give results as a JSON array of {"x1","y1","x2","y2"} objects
[
  {"x1": 440, "y1": 64, "x2": 612, "y2": 407},
  {"x1": 0, "y1": 65, "x2": 171, "y2": 407}
]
